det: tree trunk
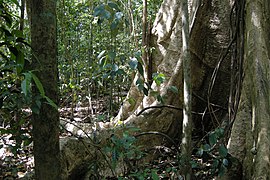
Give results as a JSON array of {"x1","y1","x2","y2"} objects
[
  {"x1": 181, "y1": 0, "x2": 192, "y2": 178},
  {"x1": 30, "y1": 0, "x2": 61, "y2": 179},
  {"x1": 228, "y1": 0, "x2": 270, "y2": 179},
  {"x1": 115, "y1": 0, "x2": 232, "y2": 138}
]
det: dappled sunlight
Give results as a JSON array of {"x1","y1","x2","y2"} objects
[
  {"x1": 251, "y1": 11, "x2": 260, "y2": 28},
  {"x1": 209, "y1": 13, "x2": 220, "y2": 30},
  {"x1": 152, "y1": 0, "x2": 180, "y2": 41}
]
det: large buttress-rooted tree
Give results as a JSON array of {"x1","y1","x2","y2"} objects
[
  {"x1": 30, "y1": 0, "x2": 61, "y2": 179},
  {"x1": 60, "y1": 0, "x2": 270, "y2": 179},
  {"x1": 61, "y1": 0, "x2": 234, "y2": 178}
]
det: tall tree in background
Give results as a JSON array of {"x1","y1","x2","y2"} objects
[{"x1": 30, "y1": 0, "x2": 61, "y2": 179}]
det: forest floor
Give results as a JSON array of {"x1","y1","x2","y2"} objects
[{"x1": 0, "y1": 96, "x2": 219, "y2": 179}]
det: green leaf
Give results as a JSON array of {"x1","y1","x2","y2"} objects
[
  {"x1": 209, "y1": 132, "x2": 217, "y2": 146},
  {"x1": 3, "y1": 15, "x2": 12, "y2": 27},
  {"x1": 9, "y1": 46, "x2": 18, "y2": 56},
  {"x1": 136, "y1": 78, "x2": 144, "y2": 86},
  {"x1": 153, "y1": 73, "x2": 165, "y2": 86},
  {"x1": 21, "y1": 72, "x2": 32, "y2": 97},
  {"x1": 93, "y1": 4, "x2": 105, "y2": 17},
  {"x1": 44, "y1": 96, "x2": 58, "y2": 110},
  {"x1": 110, "y1": 20, "x2": 119, "y2": 30},
  {"x1": 219, "y1": 144, "x2": 228, "y2": 158},
  {"x1": 114, "y1": 12, "x2": 123, "y2": 20},
  {"x1": 16, "y1": 51, "x2": 24, "y2": 74},
  {"x1": 151, "y1": 170, "x2": 159, "y2": 180},
  {"x1": 168, "y1": 86, "x2": 178, "y2": 93},
  {"x1": 23, "y1": 138, "x2": 32, "y2": 147},
  {"x1": 111, "y1": 64, "x2": 118, "y2": 72},
  {"x1": 108, "y1": 51, "x2": 116, "y2": 60},
  {"x1": 218, "y1": 164, "x2": 226, "y2": 177},
  {"x1": 12, "y1": 30, "x2": 23, "y2": 38},
  {"x1": 31, "y1": 72, "x2": 45, "y2": 97},
  {"x1": 108, "y1": 2, "x2": 119, "y2": 11},
  {"x1": 137, "y1": 61, "x2": 144, "y2": 76},
  {"x1": 191, "y1": 160, "x2": 199, "y2": 168},
  {"x1": 129, "y1": 57, "x2": 138, "y2": 70},
  {"x1": 197, "y1": 147, "x2": 204, "y2": 157},
  {"x1": 116, "y1": 69, "x2": 125, "y2": 75},
  {"x1": 102, "y1": 9, "x2": 111, "y2": 19},
  {"x1": 134, "y1": 51, "x2": 141, "y2": 59},
  {"x1": 203, "y1": 144, "x2": 211, "y2": 152},
  {"x1": 31, "y1": 104, "x2": 40, "y2": 114},
  {"x1": 222, "y1": 158, "x2": 229, "y2": 167},
  {"x1": 157, "y1": 94, "x2": 164, "y2": 104},
  {"x1": 119, "y1": 55, "x2": 126, "y2": 62},
  {"x1": 215, "y1": 128, "x2": 224, "y2": 138},
  {"x1": 35, "y1": 97, "x2": 42, "y2": 109},
  {"x1": 212, "y1": 159, "x2": 219, "y2": 169},
  {"x1": 150, "y1": 90, "x2": 159, "y2": 97},
  {"x1": 10, "y1": 0, "x2": 19, "y2": 6}
]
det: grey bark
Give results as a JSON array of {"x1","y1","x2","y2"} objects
[
  {"x1": 181, "y1": 0, "x2": 192, "y2": 178},
  {"x1": 228, "y1": 0, "x2": 270, "y2": 179},
  {"x1": 30, "y1": 0, "x2": 61, "y2": 179}
]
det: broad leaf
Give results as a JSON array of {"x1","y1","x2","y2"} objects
[
  {"x1": 108, "y1": 51, "x2": 116, "y2": 60},
  {"x1": 93, "y1": 4, "x2": 105, "y2": 17},
  {"x1": 108, "y1": 2, "x2": 119, "y2": 11},
  {"x1": 21, "y1": 73, "x2": 32, "y2": 97},
  {"x1": 110, "y1": 20, "x2": 119, "y2": 30},
  {"x1": 209, "y1": 132, "x2": 217, "y2": 146},
  {"x1": 115, "y1": 12, "x2": 123, "y2": 20},
  {"x1": 16, "y1": 51, "x2": 24, "y2": 74},
  {"x1": 151, "y1": 170, "x2": 159, "y2": 180},
  {"x1": 203, "y1": 144, "x2": 211, "y2": 152},
  {"x1": 222, "y1": 158, "x2": 229, "y2": 167},
  {"x1": 112, "y1": 64, "x2": 118, "y2": 72},
  {"x1": 31, "y1": 72, "x2": 45, "y2": 97},
  {"x1": 44, "y1": 96, "x2": 58, "y2": 110},
  {"x1": 219, "y1": 144, "x2": 228, "y2": 158},
  {"x1": 137, "y1": 61, "x2": 144, "y2": 76},
  {"x1": 168, "y1": 86, "x2": 179, "y2": 93},
  {"x1": 129, "y1": 57, "x2": 138, "y2": 70}
]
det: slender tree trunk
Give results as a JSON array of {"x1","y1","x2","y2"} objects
[
  {"x1": 30, "y1": 0, "x2": 61, "y2": 179},
  {"x1": 181, "y1": 0, "x2": 192, "y2": 178}
]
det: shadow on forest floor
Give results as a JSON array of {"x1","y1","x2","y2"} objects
[{"x1": 1, "y1": 96, "x2": 223, "y2": 179}]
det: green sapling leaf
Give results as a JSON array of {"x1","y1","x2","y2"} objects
[{"x1": 31, "y1": 72, "x2": 45, "y2": 97}]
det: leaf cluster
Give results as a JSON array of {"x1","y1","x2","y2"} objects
[{"x1": 196, "y1": 128, "x2": 229, "y2": 177}]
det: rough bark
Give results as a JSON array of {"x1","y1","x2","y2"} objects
[
  {"x1": 30, "y1": 0, "x2": 61, "y2": 179},
  {"x1": 228, "y1": 0, "x2": 270, "y2": 179}
]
